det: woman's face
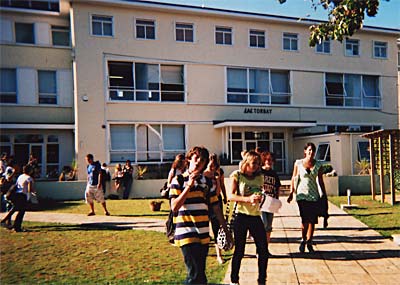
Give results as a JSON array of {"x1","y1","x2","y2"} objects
[
  {"x1": 264, "y1": 154, "x2": 273, "y2": 169},
  {"x1": 245, "y1": 158, "x2": 260, "y2": 174},
  {"x1": 304, "y1": 146, "x2": 315, "y2": 159}
]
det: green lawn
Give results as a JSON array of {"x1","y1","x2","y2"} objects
[
  {"x1": 0, "y1": 221, "x2": 231, "y2": 285},
  {"x1": 329, "y1": 195, "x2": 400, "y2": 239}
]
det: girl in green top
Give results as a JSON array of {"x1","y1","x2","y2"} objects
[{"x1": 229, "y1": 151, "x2": 268, "y2": 285}]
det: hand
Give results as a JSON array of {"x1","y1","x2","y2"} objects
[
  {"x1": 187, "y1": 173, "x2": 198, "y2": 189},
  {"x1": 249, "y1": 193, "x2": 262, "y2": 204},
  {"x1": 287, "y1": 192, "x2": 293, "y2": 203}
]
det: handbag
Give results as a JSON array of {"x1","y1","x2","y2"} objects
[
  {"x1": 216, "y1": 201, "x2": 237, "y2": 251},
  {"x1": 260, "y1": 194, "x2": 282, "y2": 213}
]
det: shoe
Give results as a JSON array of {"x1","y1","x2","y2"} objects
[
  {"x1": 299, "y1": 240, "x2": 306, "y2": 253},
  {"x1": 105, "y1": 212, "x2": 110, "y2": 216},
  {"x1": 323, "y1": 218, "x2": 328, "y2": 228},
  {"x1": 87, "y1": 212, "x2": 95, "y2": 216},
  {"x1": 306, "y1": 240, "x2": 315, "y2": 253}
]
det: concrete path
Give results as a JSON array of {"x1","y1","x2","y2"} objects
[{"x1": 222, "y1": 199, "x2": 400, "y2": 285}]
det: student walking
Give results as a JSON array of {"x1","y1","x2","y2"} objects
[
  {"x1": 229, "y1": 150, "x2": 267, "y2": 285},
  {"x1": 85, "y1": 154, "x2": 110, "y2": 216},
  {"x1": 287, "y1": 142, "x2": 327, "y2": 253},
  {"x1": 169, "y1": 146, "x2": 232, "y2": 285}
]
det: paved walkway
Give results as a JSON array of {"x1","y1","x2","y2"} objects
[{"x1": 4, "y1": 199, "x2": 399, "y2": 285}]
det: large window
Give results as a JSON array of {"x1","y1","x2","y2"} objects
[
  {"x1": 325, "y1": 73, "x2": 380, "y2": 108},
  {"x1": 38, "y1": 70, "x2": 57, "y2": 104},
  {"x1": 1, "y1": 0, "x2": 59, "y2": 12},
  {"x1": 283, "y1": 33, "x2": 298, "y2": 51},
  {"x1": 110, "y1": 124, "x2": 185, "y2": 163},
  {"x1": 316, "y1": 143, "x2": 330, "y2": 161},
  {"x1": 345, "y1": 39, "x2": 360, "y2": 56},
  {"x1": 227, "y1": 67, "x2": 291, "y2": 105},
  {"x1": 52, "y1": 25, "x2": 69, "y2": 46},
  {"x1": 373, "y1": 41, "x2": 387, "y2": 59},
  {"x1": 108, "y1": 61, "x2": 184, "y2": 102},
  {"x1": 136, "y1": 19, "x2": 155, "y2": 40},
  {"x1": 15, "y1": 22, "x2": 34, "y2": 44},
  {"x1": 0, "y1": 68, "x2": 17, "y2": 103},
  {"x1": 175, "y1": 23, "x2": 194, "y2": 42},
  {"x1": 91, "y1": 15, "x2": 113, "y2": 37},
  {"x1": 249, "y1": 29, "x2": 265, "y2": 48},
  {"x1": 215, "y1": 26, "x2": 232, "y2": 45}
]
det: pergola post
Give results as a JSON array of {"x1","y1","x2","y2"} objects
[
  {"x1": 369, "y1": 138, "x2": 376, "y2": 200},
  {"x1": 389, "y1": 133, "x2": 395, "y2": 206},
  {"x1": 378, "y1": 136, "x2": 385, "y2": 203}
]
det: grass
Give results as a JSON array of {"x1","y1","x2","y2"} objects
[
  {"x1": 0, "y1": 221, "x2": 231, "y2": 285},
  {"x1": 329, "y1": 195, "x2": 400, "y2": 239}
]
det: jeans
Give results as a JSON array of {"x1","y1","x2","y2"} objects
[
  {"x1": 231, "y1": 213, "x2": 268, "y2": 284},
  {"x1": 181, "y1": 243, "x2": 209, "y2": 285}
]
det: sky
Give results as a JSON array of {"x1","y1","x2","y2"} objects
[{"x1": 139, "y1": 0, "x2": 400, "y2": 30}]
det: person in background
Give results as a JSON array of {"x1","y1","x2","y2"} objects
[
  {"x1": 27, "y1": 153, "x2": 40, "y2": 178},
  {"x1": 0, "y1": 153, "x2": 8, "y2": 175},
  {"x1": 122, "y1": 160, "x2": 133, "y2": 199},
  {"x1": 287, "y1": 142, "x2": 327, "y2": 253},
  {"x1": 113, "y1": 163, "x2": 124, "y2": 197},
  {"x1": 101, "y1": 163, "x2": 111, "y2": 195},
  {"x1": 167, "y1": 154, "x2": 187, "y2": 187},
  {"x1": 85, "y1": 154, "x2": 110, "y2": 216},
  {"x1": 169, "y1": 146, "x2": 232, "y2": 285},
  {"x1": 229, "y1": 151, "x2": 267, "y2": 285},
  {"x1": 260, "y1": 151, "x2": 281, "y2": 256},
  {"x1": 203, "y1": 153, "x2": 228, "y2": 264}
]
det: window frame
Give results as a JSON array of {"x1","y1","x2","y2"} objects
[
  {"x1": 175, "y1": 22, "x2": 194, "y2": 43},
  {"x1": 316, "y1": 143, "x2": 331, "y2": 162},
  {"x1": 315, "y1": 39, "x2": 331, "y2": 54},
  {"x1": 90, "y1": 14, "x2": 114, "y2": 37},
  {"x1": 345, "y1": 38, "x2": 360, "y2": 57},
  {"x1": 51, "y1": 25, "x2": 70, "y2": 47},
  {"x1": 15, "y1": 22, "x2": 35, "y2": 44},
  {"x1": 38, "y1": 70, "x2": 57, "y2": 105},
  {"x1": 215, "y1": 26, "x2": 233, "y2": 46},
  {"x1": 249, "y1": 29, "x2": 266, "y2": 49},
  {"x1": 373, "y1": 41, "x2": 388, "y2": 59},
  {"x1": 357, "y1": 141, "x2": 370, "y2": 162},
  {"x1": 282, "y1": 32, "x2": 298, "y2": 51},
  {"x1": 0, "y1": 68, "x2": 17, "y2": 104},
  {"x1": 135, "y1": 18, "x2": 156, "y2": 40}
]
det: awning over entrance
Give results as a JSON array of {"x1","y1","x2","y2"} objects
[
  {"x1": 0, "y1": 123, "x2": 75, "y2": 130},
  {"x1": 213, "y1": 120, "x2": 317, "y2": 129}
]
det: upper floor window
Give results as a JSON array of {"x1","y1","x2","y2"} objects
[
  {"x1": 15, "y1": 22, "x2": 34, "y2": 44},
  {"x1": 373, "y1": 41, "x2": 387, "y2": 59},
  {"x1": 227, "y1": 67, "x2": 291, "y2": 105},
  {"x1": 316, "y1": 143, "x2": 331, "y2": 161},
  {"x1": 325, "y1": 73, "x2": 380, "y2": 108},
  {"x1": 51, "y1": 25, "x2": 69, "y2": 46},
  {"x1": 283, "y1": 33, "x2": 298, "y2": 51},
  {"x1": 136, "y1": 19, "x2": 155, "y2": 40},
  {"x1": 315, "y1": 40, "x2": 330, "y2": 54},
  {"x1": 1, "y1": 0, "x2": 59, "y2": 12},
  {"x1": 249, "y1": 29, "x2": 265, "y2": 48},
  {"x1": 91, "y1": 15, "x2": 113, "y2": 37},
  {"x1": 108, "y1": 61, "x2": 184, "y2": 102},
  {"x1": 175, "y1": 23, "x2": 194, "y2": 42},
  {"x1": 38, "y1": 70, "x2": 57, "y2": 104},
  {"x1": 215, "y1": 26, "x2": 232, "y2": 45},
  {"x1": 0, "y1": 68, "x2": 17, "y2": 104},
  {"x1": 345, "y1": 39, "x2": 360, "y2": 56}
]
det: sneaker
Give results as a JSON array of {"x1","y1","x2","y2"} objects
[
  {"x1": 105, "y1": 211, "x2": 110, "y2": 216},
  {"x1": 87, "y1": 212, "x2": 95, "y2": 216},
  {"x1": 307, "y1": 240, "x2": 315, "y2": 253},
  {"x1": 323, "y1": 218, "x2": 328, "y2": 229},
  {"x1": 299, "y1": 240, "x2": 306, "y2": 253}
]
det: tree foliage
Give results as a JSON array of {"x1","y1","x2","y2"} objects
[{"x1": 278, "y1": 0, "x2": 388, "y2": 46}]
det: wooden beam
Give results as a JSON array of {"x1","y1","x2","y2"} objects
[
  {"x1": 379, "y1": 136, "x2": 385, "y2": 203},
  {"x1": 369, "y1": 138, "x2": 376, "y2": 200},
  {"x1": 389, "y1": 134, "x2": 395, "y2": 206}
]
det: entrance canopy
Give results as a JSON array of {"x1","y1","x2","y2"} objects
[{"x1": 213, "y1": 120, "x2": 317, "y2": 129}]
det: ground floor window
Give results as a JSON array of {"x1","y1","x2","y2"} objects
[
  {"x1": 109, "y1": 123, "x2": 186, "y2": 163},
  {"x1": 357, "y1": 141, "x2": 370, "y2": 161},
  {"x1": 316, "y1": 143, "x2": 331, "y2": 162}
]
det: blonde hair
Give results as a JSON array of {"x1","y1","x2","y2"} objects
[{"x1": 239, "y1": 150, "x2": 261, "y2": 174}]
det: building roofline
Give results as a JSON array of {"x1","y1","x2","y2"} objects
[{"x1": 72, "y1": 0, "x2": 400, "y2": 35}]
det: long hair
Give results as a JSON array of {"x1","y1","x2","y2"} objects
[
  {"x1": 208, "y1": 153, "x2": 220, "y2": 170},
  {"x1": 171, "y1": 153, "x2": 186, "y2": 170},
  {"x1": 239, "y1": 150, "x2": 261, "y2": 174}
]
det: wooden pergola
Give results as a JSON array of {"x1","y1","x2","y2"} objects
[{"x1": 361, "y1": 129, "x2": 400, "y2": 205}]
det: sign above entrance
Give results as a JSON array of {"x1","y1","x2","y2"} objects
[{"x1": 244, "y1": 108, "x2": 272, "y2": 114}]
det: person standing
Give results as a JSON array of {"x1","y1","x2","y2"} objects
[
  {"x1": 101, "y1": 163, "x2": 111, "y2": 195},
  {"x1": 229, "y1": 150, "x2": 267, "y2": 285},
  {"x1": 85, "y1": 154, "x2": 110, "y2": 216},
  {"x1": 169, "y1": 146, "x2": 232, "y2": 285},
  {"x1": 260, "y1": 151, "x2": 281, "y2": 256},
  {"x1": 167, "y1": 154, "x2": 187, "y2": 187},
  {"x1": 122, "y1": 160, "x2": 133, "y2": 199},
  {"x1": 287, "y1": 142, "x2": 327, "y2": 253}
]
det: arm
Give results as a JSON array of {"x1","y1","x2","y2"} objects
[
  {"x1": 170, "y1": 173, "x2": 196, "y2": 212},
  {"x1": 317, "y1": 168, "x2": 327, "y2": 197},
  {"x1": 219, "y1": 173, "x2": 228, "y2": 204},
  {"x1": 287, "y1": 163, "x2": 298, "y2": 203},
  {"x1": 97, "y1": 170, "x2": 102, "y2": 190}
]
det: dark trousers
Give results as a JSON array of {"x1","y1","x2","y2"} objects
[
  {"x1": 123, "y1": 178, "x2": 132, "y2": 199},
  {"x1": 180, "y1": 243, "x2": 209, "y2": 285},
  {"x1": 231, "y1": 213, "x2": 268, "y2": 284},
  {"x1": 2, "y1": 192, "x2": 27, "y2": 231}
]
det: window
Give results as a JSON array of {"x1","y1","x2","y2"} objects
[
  {"x1": 136, "y1": 19, "x2": 155, "y2": 40},
  {"x1": 227, "y1": 68, "x2": 290, "y2": 105},
  {"x1": 283, "y1": 33, "x2": 298, "y2": 51},
  {"x1": 315, "y1": 40, "x2": 330, "y2": 54},
  {"x1": 110, "y1": 124, "x2": 185, "y2": 163},
  {"x1": 316, "y1": 143, "x2": 330, "y2": 161},
  {"x1": 345, "y1": 39, "x2": 359, "y2": 56},
  {"x1": 249, "y1": 29, "x2": 265, "y2": 48},
  {"x1": 0, "y1": 68, "x2": 17, "y2": 103},
  {"x1": 175, "y1": 23, "x2": 193, "y2": 42},
  {"x1": 357, "y1": 141, "x2": 370, "y2": 161},
  {"x1": 108, "y1": 61, "x2": 184, "y2": 102},
  {"x1": 38, "y1": 70, "x2": 57, "y2": 104},
  {"x1": 325, "y1": 73, "x2": 380, "y2": 108},
  {"x1": 52, "y1": 26, "x2": 69, "y2": 46},
  {"x1": 373, "y1": 41, "x2": 387, "y2": 59},
  {"x1": 1, "y1": 0, "x2": 59, "y2": 12},
  {"x1": 215, "y1": 26, "x2": 232, "y2": 45},
  {"x1": 15, "y1": 22, "x2": 34, "y2": 44},
  {"x1": 46, "y1": 136, "x2": 59, "y2": 178},
  {"x1": 91, "y1": 15, "x2": 113, "y2": 36}
]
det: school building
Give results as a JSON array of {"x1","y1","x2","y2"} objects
[{"x1": 0, "y1": 0, "x2": 399, "y2": 180}]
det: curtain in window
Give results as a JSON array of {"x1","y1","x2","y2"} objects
[
  {"x1": 271, "y1": 71, "x2": 289, "y2": 94},
  {"x1": 227, "y1": 68, "x2": 247, "y2": 92},
  {"x1": 0, "y1": 69, "x2": 16, "y2": 93},
  {"x1": 160, "y1": 65, "x2": 183, "y2": 84},
  {"x1": 135, "y1": 63, "x2": 159, "y2": 90},
  {"x1": 363, "y1": 75, "x2": 379, "y2": 107},
  {"x1": 110, "y1": 125, "x2": 135, "y2": 150},
  {"x1": 344, "y1": 74, "x2": 361, "y2": 106},
  {"x1": 163, "y1": 125, "x2": 185, "y2": 150},
  {"x1": 38, "y1": 71, "x2": 56, "y2": 94}
]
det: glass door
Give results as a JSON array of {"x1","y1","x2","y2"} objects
[{"x1": 272, "y1": 141, "x2": 285, "y2": 173}]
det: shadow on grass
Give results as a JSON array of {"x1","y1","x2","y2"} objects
[{"x1": 30, "y1": 200, "x2": 83, "y2": 211}]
